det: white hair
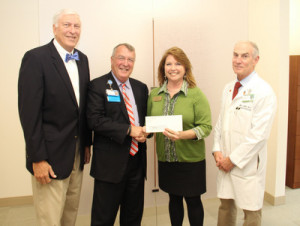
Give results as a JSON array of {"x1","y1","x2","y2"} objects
[{"x1": 53, "y1": 9, "x2": 80, "y2": 27}]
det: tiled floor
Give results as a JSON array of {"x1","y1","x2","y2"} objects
[{"x1": 1, "y1": 187, "x2": 300, "y2": 225}]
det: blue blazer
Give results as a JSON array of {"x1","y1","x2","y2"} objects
[{"x1": 18, "y1": 40, "x2": 92, "y2": 179}]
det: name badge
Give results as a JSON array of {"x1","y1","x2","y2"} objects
[
  {"x1": 106, "y1": 89, "x2": 121, "y2": 102},
  {"x1": 153, "y1": 96, "x2": 162, "y2": 102},
  {"x1": 106, "y1": 89, "x2": 118, "y2": 96},
  {"x1": 242, "y1": 94, "x2": 254, "y2": 103}
]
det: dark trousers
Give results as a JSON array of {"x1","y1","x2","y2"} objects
[
  {"x1": 91, "y1": 154, "x2": 145, "y2": 226},
  {"x1": 169, "y1": 194, "x2": 204, "y2": 226}
]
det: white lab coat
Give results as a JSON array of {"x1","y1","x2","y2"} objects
[{"x1": 213, "y1": 72, "x2": 277, "y2": 211}]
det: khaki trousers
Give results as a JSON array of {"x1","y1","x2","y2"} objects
[
  {"x1": 217, "y1": 199, "x2": 262, "y2": 226},
  {"x1": 32, "y1": 145, "x2": 83, "y2": 226}
]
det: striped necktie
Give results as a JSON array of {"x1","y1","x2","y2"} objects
[{"x1": 122, "y1": 84, "x2": 138, "y2": 156}]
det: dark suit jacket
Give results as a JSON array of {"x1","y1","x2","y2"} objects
[
  {"x1": 87, "y1": 72, "x2": 148, "y2": 183},
  {"x1": 18, "y1": 39, "x2": 92, "y2": 179}
]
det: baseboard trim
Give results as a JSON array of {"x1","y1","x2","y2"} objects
[
  {"x1": 0, "y1": 196, "x2": 33, "y2": 207},
  {"x1": 264, "y1": 191, "x2": 285, "y2": 206},
  {"x1": 0, "y1": 193, "x2": 286, "y2": 208}
]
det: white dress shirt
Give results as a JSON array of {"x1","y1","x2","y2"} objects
[{"x1": 53, "y1": 39, "x2": 80, "y2": 106}]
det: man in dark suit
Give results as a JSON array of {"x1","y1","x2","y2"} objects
[
  {"x1": 87, "y1": 43, "x2": 148, "y2": 226},
  {"x1": 18, "y1": 9, "x2": 91, "y2": 226}
]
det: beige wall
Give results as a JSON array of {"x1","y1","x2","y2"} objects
[
  {"x1": 0, "y1": 0, "x2": 291, "y2": 217},
  {"x1": 0, "y1": 0, "x2": 39, "y2": 198},
  {"x1": 290, "y1": 0, "x2": 300, "y2": 54},
  {"x1": 249, "y1": 0, "x2": 289, "y2": 200}
]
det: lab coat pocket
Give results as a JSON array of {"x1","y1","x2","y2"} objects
[
  {"x1": 231, "y1": 157, "x2": 258, "y2": 178},
  {"x1": 232, "y1": 103, "x2": 253, "y2": 135}
]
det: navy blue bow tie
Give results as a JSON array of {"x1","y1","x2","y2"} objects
[{"x1": 65, "y1": 51, "x2": 79, "y2": 62}]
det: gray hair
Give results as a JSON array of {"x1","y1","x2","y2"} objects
[
  {"x1": 236, "y1": 41, "x2": 259, "y2": 58},
  {"x1": 111, "y1": 43, "x2": 135, "y2": 57},
  {"x1": 53, "y1": 9, "x2": 80, "y2": 27},
  {"x1": 249, "y1": 41, "x2": 259, "y2": 58}
]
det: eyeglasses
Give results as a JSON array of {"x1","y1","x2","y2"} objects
[{"x1": 115, "y1": 56, "x2": 135, "y2": 63}]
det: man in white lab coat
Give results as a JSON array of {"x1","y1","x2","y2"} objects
[{"x1": 212, "y1": 41, "x2": 277, "y2": 226}]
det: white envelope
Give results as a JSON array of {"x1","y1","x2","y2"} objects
[{"x1": 145, "y1": 115, "x2": 183, "y2": 133}]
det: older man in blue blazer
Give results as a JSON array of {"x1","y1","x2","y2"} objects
[{"x1": 18, "y1": 9, "x2": 91, "y2": 226}]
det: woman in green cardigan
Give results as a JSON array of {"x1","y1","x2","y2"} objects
[{"x1": 147, "y1": 47, "x2": 212, "y2": 226}]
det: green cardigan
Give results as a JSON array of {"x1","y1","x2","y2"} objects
[{"x1": 147, "y1": 84, "x2": 212, "y2": 162}]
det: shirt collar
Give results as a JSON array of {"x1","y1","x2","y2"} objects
[
  {"x1": 111, "y1": 71, "x2": 131, "y2": 90},
  {"x1": 238, "y1": 71, "x2": 256, "y2": 87},
  {"x1": 53, "y1": 39, "x2": 74, "y2": 62},
  {"x1": 158, "y1": 80, "x2": 188, "y2": 96}
]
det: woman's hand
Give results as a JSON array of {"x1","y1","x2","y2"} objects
[
  {"x1": 163, "y1": 128, "x2": 181, "y2": 141},
  {"x1": 163, "y1": 128, "x2": 197, "y2": 141}
]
